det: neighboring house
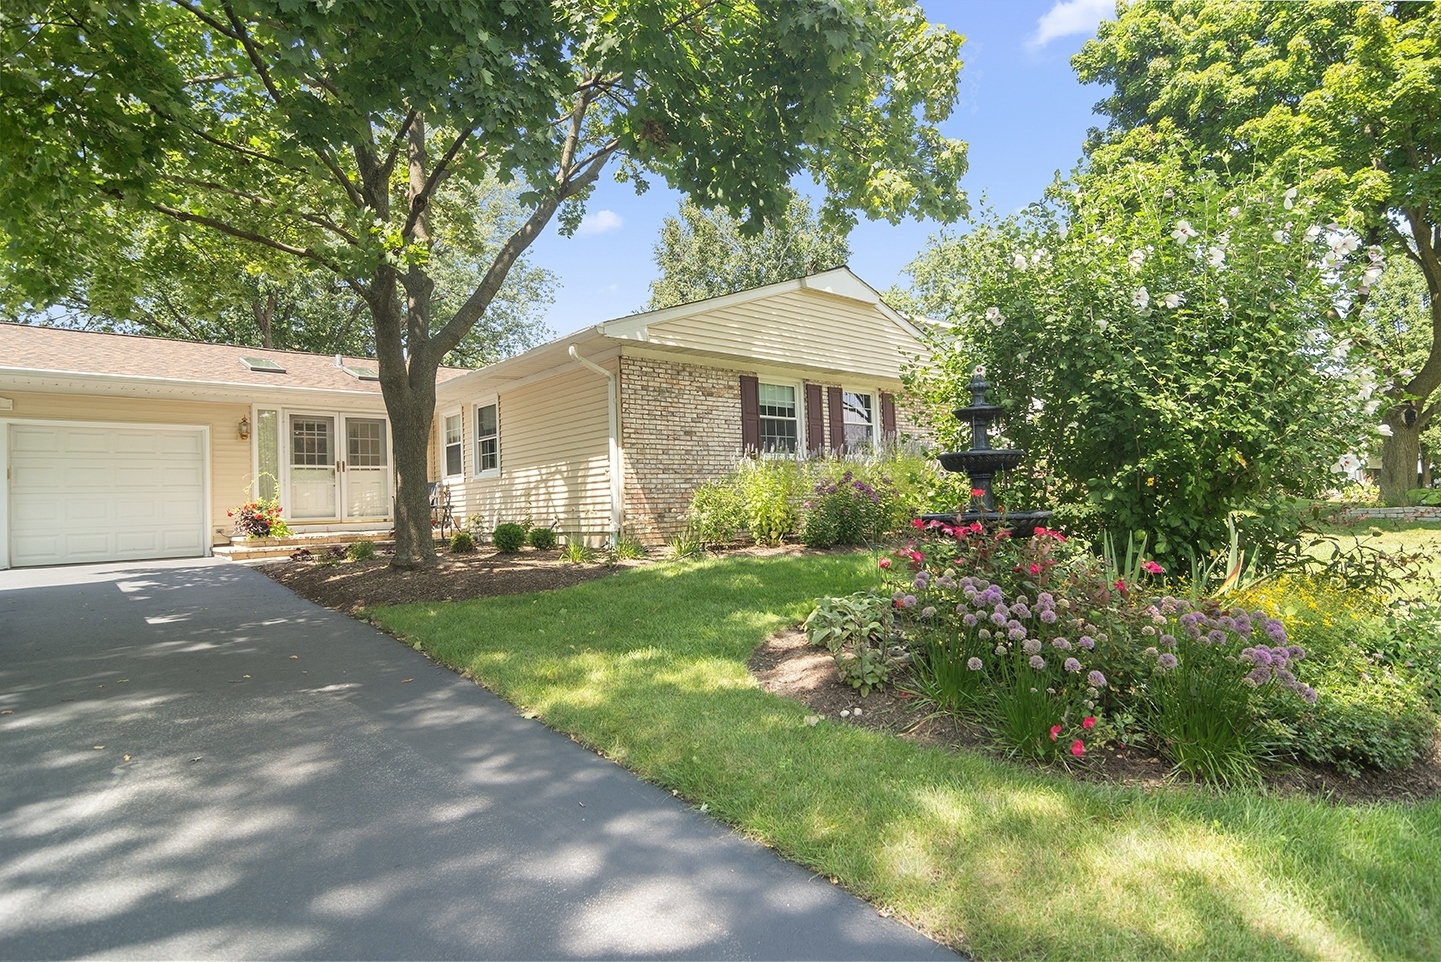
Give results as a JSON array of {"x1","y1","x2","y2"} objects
[
  {"x1": 433, "y1": 267, "x2": 929, "y2": 544},
  {"x1": 0, "y1": 324, "x2": 465, "y2": 568},
  {"x1": 0, "y1": 267, "x2": 928, "y2": 568}
]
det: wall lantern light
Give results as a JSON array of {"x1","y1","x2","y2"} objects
[{"x1": 239, "y1": 415, "x2": 251, "y2": 441}]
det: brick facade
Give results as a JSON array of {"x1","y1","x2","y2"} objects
[
  {"x1": 619, "y1": 353, "x2": 928, "y2": 543},
  {"x1": 620, "y1": 355, "x2": 744, "y2": 543}
]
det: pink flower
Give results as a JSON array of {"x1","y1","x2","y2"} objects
[
  {"x1": 1071, "y1": 739, "x2": 1086, "y2": 757},
  {"x1": 1082, "y1": 716, "x2": 1096, "y2": 730},
  {"x1": 1049, "y1": 725, "x2": 1062, "y2": 742},
  {"x1": 1028, "y1": 562, "x2": 1042, "y2": 576},
  {"x1": 911, "y1": 518, "x2": 926, "y2": 529},
  {"x1": 1141, "y1": 560, "x2": 1165, "y2": 575},
  {"x1": 878, "y1": 558, "x2": 892, "y2": 569},
  {"x1": 1114, "y1": 579, "x2": 1127, "y2": 592},
  {"x1": 971, "y1": 488, "x2": 986, "y2": 498}
]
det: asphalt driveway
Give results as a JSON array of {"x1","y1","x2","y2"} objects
[{"x1": 0, "y1": 559, "x2": 959, "y2": 960}]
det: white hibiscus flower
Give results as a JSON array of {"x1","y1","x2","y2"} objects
[
  {"x1": 984, "y1": 306, "x2": 1005, "y2": 327},
  {"x1": 1162, "y1": 292, "x2": 1186, "y2": 309},
  {"x1": 1283, "y1": 186, "x2": 1298, "y2": 210},
  {"x1": 1127, "y1": 248, "x2": 1146, "y2": 270},
  {"x1": 1131, "y1": 287, "x2": 1150, "y2": 310},
  {"x1": 1170, "y1": 220, "x2": 1198, "y2": 245}
]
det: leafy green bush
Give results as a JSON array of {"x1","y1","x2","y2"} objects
[
  {"x1": 346, "y1": 539, "x2": 377, "y2": 561},
  {"x1": 685, "y1": 480, "x2": 746, "y2": 544},
  {"x1": 492, "y1": 522, "x2": 527, "y2": 553},
  {"x1": 449, "y1": 530, "x2": 476, "y2": 553},
  {"x1": 734, "y1": 459, "x2": 802, "y2": 545},
  {"x1": 527, "y1": 526, "x2": 558, "y2": 550},
  {"x1": 1408, "y1": 488, "x2": 1441, "y2": 507},
  {"x1": 1291, "y1": 683, "x2": 1436, "y2": 775},
  {"x1": 801, "y1": 471, "x2": 888, "y2": 548}
]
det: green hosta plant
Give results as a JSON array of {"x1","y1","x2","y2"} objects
[{"x1": 805, "y1": 592, "x2": 902, "y2": 695}]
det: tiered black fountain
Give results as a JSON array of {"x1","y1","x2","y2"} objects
[{"x1": 922, "y1": 369, "x2": 1053, "y2": 537}]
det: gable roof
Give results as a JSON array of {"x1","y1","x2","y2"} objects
[
  {"x1": 0, "y1": 324, "x2": 467, "y2": 400},
  {"x1": 437, "y1": 267, "x2": 926, "y2": 398}
]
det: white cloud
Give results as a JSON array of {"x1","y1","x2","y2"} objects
[
  {"x1": 1030, "y1": 0, "x2": 1113, "y2": 48},
  {"x1": 576, "y1": 209, "x2": 623, "y2": 235}
]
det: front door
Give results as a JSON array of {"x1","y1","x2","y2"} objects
[
  {"x1": 343, "y1": 417, "x2": 390, "y2": 519},
  {"x1": 288, "y1": 415, "x2": 337, "y2": 520}
]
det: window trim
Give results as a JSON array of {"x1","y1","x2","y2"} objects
[
  {"x1": 473, "y1": 399, "x2": 499, "y2": 478},
  {"x1": 756, "y1": 378, "x2": 804, "y2": 457},
  {"x1": 442, "y1": 409, "x2": 464, "y2": 480},
  {"x1": 839, "y1": 387, "x2": 878, "y2": 450}
]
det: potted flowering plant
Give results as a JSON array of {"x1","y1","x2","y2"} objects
[{"x1": 228, "y1": 496, "x2": 293, "y2": 539}]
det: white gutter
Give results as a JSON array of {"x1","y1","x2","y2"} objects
[{"x1": 568, "y1": 345, "x2": 623, "y2": 541}]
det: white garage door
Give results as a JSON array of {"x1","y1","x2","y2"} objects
[{"x1": 7, "y1": 423, "x2": 207, "y2": 567}]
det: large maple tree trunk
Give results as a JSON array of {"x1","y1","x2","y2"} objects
[
  {"x1": 388, "y1": 375, "x2": 438, "y2": 569},
  {"x1": 1379, "y1": 416, "x2": 1421, "y2": 505}
]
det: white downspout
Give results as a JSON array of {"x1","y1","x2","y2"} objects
[{"x1": 568, "y1": 345, "x2": 623, "y2": 542}]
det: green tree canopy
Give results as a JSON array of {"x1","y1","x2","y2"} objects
[
  {"x1": 0, "y1": 0, "x2": 970, "y2": 566},
  {"x1": 646, "y1": 190, "x2": 850, "y2": 310},
  {"x1": 903, "y1": 154, "x2": 1376, "y2": 561},
  {"x1": 1073, "y1": 0, "x2": 1441, "y2": 503}
]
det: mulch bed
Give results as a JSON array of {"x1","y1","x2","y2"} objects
[
  {"x1": 261, "y1": 545, "x2": 1441, "y2": 805},
  {"x1": 259, "y1": 544, "x2": 644, "y2": 614}
]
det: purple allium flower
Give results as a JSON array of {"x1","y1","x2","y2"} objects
[
  {"x1": 1218, "y1": 616, "x2": 1235, "y2": 631},
  {"x1": 1288, "y1": 645, "x2": 1306, "y2": 660},
  {"x1": 1157, "y1": 653, "x2": 1178, "y2": 669},
  {"x1": 1064, "y1": 657, "x2": 1082, "y2": 673},
  {"x1": 913, "y1": 572, "x2": 931, "y2": 590},
  {"x1": 963, "y1": 613, "x2": 978, "y2": 627},
  {"x1": 1037, "y1": 592, "x2": 1055, "y2": 609},
  {"x1": 937, "y1": 576, "x2": 957, "y2": 590},
  {"x1": 1029, "y1": 654, "x2": 1046, "y2": 670},
  {"x1": 1276, "y1": 668, "x2": 1296, "y2": 685},
  {"x1": 1142, "y1": 625, "x2": 1156, "y2": 636},
  {"x1": 1051, "y1": 637, "x2": 1072, "y2": 651},
  {"x1": 1078, "y1": 636, "x2": 1096, "y2": 650},
  {"x1": 1234, "y1": 617, "x2": 1253, "y2": 637},
  {"x1": 994, "y1": 644, "x2": 1007, "y2": 656},
  {"x1": 978, "y1": 628, "x2": 992, "y2": 640},
  {"x1": 1245, "y1": 667, "x2": 1272, "y2": 686},
  {"x1": 967, "y1": 657, "x2": 983, "y2": 671},
  {"x1": 1088, "y1": 670, "x2": 1108, "y2": 688},
  {"x1": 1009, "y1": 626, "x2": 1027, "y2": 641},
  {"x1": 1144, "y1": 646, "x2": 1159, "y2": 658},
  {"x1": 1011, "y1": 603, "x2": 1032, "y2": 620},
  {"x1": 990, "y1": 611, "x2": 1008, "y2": 627},
  {"x1": 891, "y1": 590, "x2": 905, "y2": 602},
  {"x1": 1015, "y1": 594, "x2": 1029, "y2": 606},
  {"x1": 900, "y1": 595, "x2": 917, "y2": 609},
  {"x1": 1265, "y1": 618, "x2": 1287, "y2": 642},
  {"x1": 1160, "y1": 634, "x2": 1177, "y2": 648},
  {"x1": 1023, "y1": 638, "x2": 1042, "y2": 655},
  {"x1": 921, "y1": 606, "x2": 937, "y2": 619},
  {"x1": 1207, "y1": 629, "x2": 1226, "y2": 644},
  {"x1": 1300, "y1": 685, "x2": 1318, "y2": 704},
  {"x1": 1040, "y1": 609, "x2": 1058, "y2": 624}
]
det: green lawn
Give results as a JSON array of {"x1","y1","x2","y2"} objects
[
  {"x1": 1309, "y1": 517, "x2": 1441, "y2": 600},
  {"x1": 371, "y1": 552, "x2": 1440, "y2": 961}
]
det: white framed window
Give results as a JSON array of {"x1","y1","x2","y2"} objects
[
  {"x1": 475, "y1": 402, "x2": 499, "y2": 475},
  {"x1": 842, "y1": 390, "x2": 875, "y2": 448},
  {"x1": 758, "y1": 382, "x2": 799, "y2": 454},
  {"x1": 442, "y1": 411, "x2": 464, "y2": 478}
]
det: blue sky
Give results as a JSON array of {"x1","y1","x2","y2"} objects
[{"x1": 524, "y1": 0, "x2": 1115, "y2": 332}]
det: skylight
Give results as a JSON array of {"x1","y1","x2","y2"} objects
[
  {"x1": 241, "y1": 356, "x2": 286, "y2": 373},
  {"x1": 342, "y1": 364, "x2": 380, "y2": 381}
]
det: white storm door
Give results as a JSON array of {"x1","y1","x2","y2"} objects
[
  {"x1": 288, "y1": 415, "x2": 337, "y2": 519},
  {"x1": 342, "y1": 417, "x2": 389, "y2": 519}
]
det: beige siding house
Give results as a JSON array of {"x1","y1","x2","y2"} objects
[
  {"x1": 0, "y1": 324, "x2": 464, "y2": 568},
  {"x1": 0, "y1": 267, "x2": 928, "y2": 567},
  {"x1": 435, "y1": 267, "x2": 930, "y2": 544}
]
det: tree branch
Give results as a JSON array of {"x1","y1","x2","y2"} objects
[
  {"x1": 158, "y1": 174, "x2": 361, "y2": 244},
  {"x1": 147, "y1": 200, "x2": 347, "y2": 275},
  {"x1": 402, "y1": 126, "x2": 474, "y2": 241}
]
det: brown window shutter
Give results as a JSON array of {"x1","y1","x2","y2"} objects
[
  {"x1": 880, "y1": 392, "x2": 897, "y2": 440},
  {"x1": 740, "y1": 375, "x2": 760, "y2": 454},
  {"x1": 827, "y1": 386, "x2": 844, "y2": 453},
  {"x1": 805, "y1": 383, "x2": 824, "y2": 454}
]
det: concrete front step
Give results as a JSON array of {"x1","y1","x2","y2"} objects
[{"x1": 214, "y1": 529, "x2": 394, "y2": 562}]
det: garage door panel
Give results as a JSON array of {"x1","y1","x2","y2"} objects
[{"x1": 8, "y1": 424, "x2": 207, "y2": 567}]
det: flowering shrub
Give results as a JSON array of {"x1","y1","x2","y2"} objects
[
  {"x1": 228, "y1": 497, "x2": 292, "y2": 539},
  {"x1": 904, "y1": 154, "x2": 1384, "y2": 565},
  {"x1": 801, "y1": 471, "x2": 889, "y2": 548},
  {"x1": 836, "y1": 522, "x2": 1426, "y2": 781}
]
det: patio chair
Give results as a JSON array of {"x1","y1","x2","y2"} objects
[{"x1": 428, "y1": 482, "x2": 456, "y2": 540}]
